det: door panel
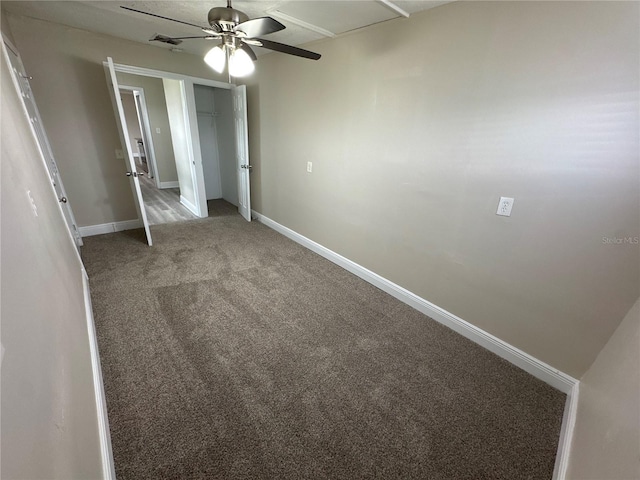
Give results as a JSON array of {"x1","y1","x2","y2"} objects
[
  {"x1": 3, "y1": 40, "x2": 83, "y2": 248},
  {"x1": 104, "y1": 57, "x2": 153, "y2": 246},
  {"x1": 232, "y1": 85, "x2": 251, "y2": 222}
]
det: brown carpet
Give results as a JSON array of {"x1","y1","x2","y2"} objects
[
  {"x1": 82, "y1": 214, "x2": 565, "y2": 480},
  {"x1": 207, "y1": 198, "x2": 239, "y2": 217}
]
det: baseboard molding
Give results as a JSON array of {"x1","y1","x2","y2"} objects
[
  {"x1": 82, "y1": 270, "x2": 116, "y2": 480},
  {"x1": 553, "y1": 382, "x2": 580, "y2": 479},
  {"x1": 79, "y1": 219, "x2": 141, "y2": 237},
  {"x1": 159, "y1": 181, "x2": 179, "y2": 189},
  {"x1": 180, "y1": 195, "x2": 199, "y2": 216},
  {"x1": 252, "y1": 210, "x2": 578, "y2": 394}
]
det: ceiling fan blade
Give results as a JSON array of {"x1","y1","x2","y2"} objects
[
  {"x1": 120, "y1": 6, "x2": 207, "y2": 30},
  {"x1": 149, "y1": 34, "x2": 183, "y2": 45},
  {"x1": 234, "y1": 17, "x2": 285, "y2": 38},
  {"x1": 252, "y1": 38, "x2": 321, "y2": 60},
  {"x1": 164, "y1": 35, "x2": 221, "y2": 40},
  {"x1": 240, "y1": 44, "x2": 257, "y2": 62}
]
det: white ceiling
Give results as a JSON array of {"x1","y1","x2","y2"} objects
[{"x1": 2, "y1": 1, "x2": 451, "y2": 57}]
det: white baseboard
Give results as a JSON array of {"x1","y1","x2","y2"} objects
[
  {"x1": 180, "y1": 195, "x2": 199, "y2": 216},
  {"x1": 82, "y1": 270, "x2": 116, "y2": 480},
  {"x1": 553, "y1": 382, "x2": 580, "y2": 479},
  {"x1": 251, "y1": 210, "x2": 577, "y2": 394},
  {"x1": 159, "y1": 181, "x2": 179, "y2": 189},
  {"x1": 79, "y1": 219, "x2": 142, "y2": 237}
]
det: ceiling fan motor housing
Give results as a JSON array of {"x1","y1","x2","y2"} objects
[{"x1": 208, "y1": 7, "x2": 249, "y2": 32}]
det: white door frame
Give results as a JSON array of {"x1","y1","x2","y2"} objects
[
  {"x1": 119, "y1": 85, "x2": 161, "y2": 189},
  {"x1": 2, "y1": 34, "x2": 84, "y2": 248},
  {"x1": 104, "y1": 57, "x2": 153, "y2": 245},
  {"x1": 232, "y1": 85, "x2": 251, "y2": 222},
  {"x1": 104, "y1": 61, "x2": 234, "y2": 219}
]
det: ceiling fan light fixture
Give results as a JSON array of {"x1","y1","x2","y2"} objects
[
  {"x1": 228, "y1": 48, "x2": 255, "y2": 77},
  {"x1": 204, "y1": 44, "x2": 226, "y2": 73}
]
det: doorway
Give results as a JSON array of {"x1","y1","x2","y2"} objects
[
  {"x1": 104, "y1": 58, "x2": 252, "y2": 246},
  {"x1": 119, "y1": 83, "x2": 195, "y2": 226},
  {"x1": 194, "y1": 84, "x2": 239, "y2": 216}
]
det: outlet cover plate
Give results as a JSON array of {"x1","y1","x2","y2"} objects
[{"x1": 496, "y1": 197, "x2": 514, "y2": 216}]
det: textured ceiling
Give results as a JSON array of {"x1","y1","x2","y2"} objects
[{"x1": 2, "y1": 1, "x2": 451, "y2": 57}]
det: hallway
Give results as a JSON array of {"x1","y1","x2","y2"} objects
[{"x1": 139, "y1": 174, "x2": 196, "y2": 225}]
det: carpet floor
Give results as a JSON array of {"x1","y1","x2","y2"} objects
[{"x1": 82, "y1": 214, "x2": 566, "y2": 480}]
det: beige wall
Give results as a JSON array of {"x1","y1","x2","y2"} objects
[
  {"x1": 1, "y1": 47, "x2": 103, "y2": 478},
  {"x1": 117, "y1": 72, "x2": 179, "y2": 184},
  {"x1": 247, "y1": 1, "x2": 640, "y2": 377},
  {"x1": 1, "y1": 9, "x2": 15, "y2": 44},
  {"x1": 5, "y1": 13, "x2": 225, "y2": 227},
  {"x1": 568, "y1": 298, "x2": 640, "y2": 479}
]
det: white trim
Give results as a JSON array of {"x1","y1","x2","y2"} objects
[
  {"x1": 79, "y1": 219, "x2": 142, "y2": 237},
  {"x1": 251, "y1": 210, "x2": 578, "y2": 394},
  {"x1": 2, "y1": 31, "x2": 20, "y2": 57},
  {"x1": 180, "y1": 79, "x2": 208, "y2": 218},
  {"x1": 103, "y1": 61, "x2": 231, "y2": 90},
  {"x1": 180, "y1": 195, "x2": 199, "y2": 216},
  {"x1": 553, "y1": 382, "x2": 580, "y2": 480},
  {"x1": 266, "y1": 9, "x2": 336, "y2": 38},
  {"x1": 119, "y1": 84, "x2": 162, "y2": 189},
  {"x1": 376, "y1": 0, "x2": 410, "y2": 18},
  {"x1": 82, "y1": 270, "x2": 116, "y2": 480},
  {"x1": 134, "y1": 89, "x2": 161, "y2": 188},
  {"x1": 159, "y1": 181, "x2": 179, "y2": 189}
]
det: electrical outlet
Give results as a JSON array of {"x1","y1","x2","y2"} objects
[
  {"x1": 496, "y1": 197, "x2": 514, "y2": 217},
  {"x1": 307, "y1": 161, "x2": 313, "y2": 173}
]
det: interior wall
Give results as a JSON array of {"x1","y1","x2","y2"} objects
[
  {"x1": 214, "y1": 88, "x2": 238, "y2": 206},
  {"x1": 120, "y1": 91, "x2": 142, "y2": 158},
  {"x1": 568, "y1": 297, "x2": 640, "y2": 479},
  {"x1": 1, "y1": 10, "x2": 15, "y2": 44},
  {"x1": 163, "y1": 78, "x2": 196, "y2": 209},
  {"x1": 1, "y1": 49, "x2": 103, "y2": 479},
  {"x1": 117, "y1": 72, "x2": 179, "y2": 185},
  {"x1": 246, "y1": 1, "x2": 640, "y2": 377},
  {"x1": 5, "y1": 13, "x2": 225, "y2": 227},
  {"x1": 194, "y1": 84, "x2": 223, "y2": 200}
]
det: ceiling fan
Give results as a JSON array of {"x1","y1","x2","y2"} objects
[{"x1": 121, "y1": 1, "x2": 321, "y2": 77}]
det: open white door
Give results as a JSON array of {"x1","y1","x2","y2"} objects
[
  {"x1": 232, "y1": 85, "x2": 251, "y2": 222},
  {"x1": 3, "y1": 38, "x2": 84, "y2": 248},
  {"x1": 104, "y1": 57, "x2": 153, "y2": 245}
]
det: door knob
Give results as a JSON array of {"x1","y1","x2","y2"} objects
[{"x1": 59, "y1": 196, "x2": 67, "y2": 203}]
